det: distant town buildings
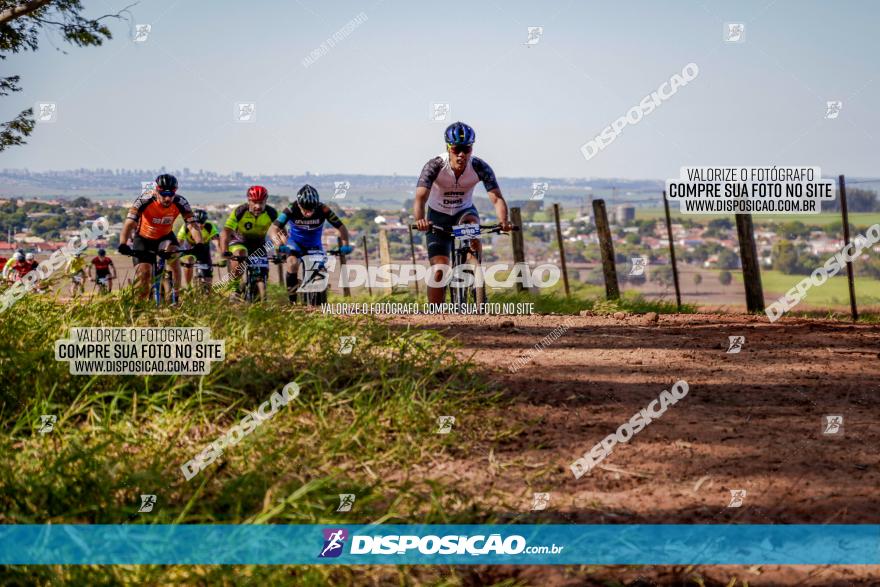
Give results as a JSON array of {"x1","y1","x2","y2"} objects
[{"x1": 615, "y1": 205, "x2": 636, "y2": 225}]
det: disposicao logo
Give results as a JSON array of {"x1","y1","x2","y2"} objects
[{"x1": 319, "y1": 528, "x2": 348, "y2": 558}]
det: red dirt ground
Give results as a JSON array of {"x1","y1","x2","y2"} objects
[{"x1": 387, "y1": 312, "x2": 880, "y2": 586}]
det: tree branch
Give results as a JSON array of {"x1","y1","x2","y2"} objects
[{"x1": 0, "y1": 0, "x2": 54, "y2": 26}]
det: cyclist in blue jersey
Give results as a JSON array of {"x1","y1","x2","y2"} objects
[
  {"x1": 413, "y1": 121, "x2": 512, "y2": 303},
  {"x1": 267, "y1": 184, "x2": 352, "y2": 303}
]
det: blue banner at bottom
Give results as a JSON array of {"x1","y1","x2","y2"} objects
[{"x1": 0, "y1": 525, "x2": 878, "y2": 565}]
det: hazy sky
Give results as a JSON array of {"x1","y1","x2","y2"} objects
[{"x1": 2, "y1": 0, "x2": 878, "y2": 180}]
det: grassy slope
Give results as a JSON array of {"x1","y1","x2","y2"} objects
[
  {"x1": 0, "y1": 291, "x2": 506, "y2": 584},
  {"x1": 733, "y1": 268, "x2": 880, "y2": 307}
]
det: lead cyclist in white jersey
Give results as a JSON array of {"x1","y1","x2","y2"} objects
[{"x1": 413, "y1": 121, "x2": 512, "y2": 303}]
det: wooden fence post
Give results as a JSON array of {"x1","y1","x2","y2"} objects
[
  {"x1": 408, "y1": 225, "x2": 420, "y2": 296},
  {"x1": 838, "y1": 174, "x2": 858, "y2": 321},
  {"x1": 362, "y1": 235, "x2": 372, "y2": 297},
  {"x1": 378, "y1": 228, "x2": 392, "y2": 294},
  {"x1": 553, "y1": 203, "x2": 570, "y2": 297},
  {"x1": 592, "y1": 199, "x2": 619, "y2": 300},
  {"x1": 662, "y1": 190, "x2": 682, "y2": 309},
  {"x1": 734, "y1": 213, "x2": 764, "y2": 313},
  {"x1": 509, "y1": 207, "x2": 526, "y2": 293}
]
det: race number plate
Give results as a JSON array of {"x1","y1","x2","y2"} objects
[
  {"x1": 249, "y1": 257, "x2": 269, "y2": 269},
  {"x1": 452, "y1": 223, "x2": 480, "y2": 238}
]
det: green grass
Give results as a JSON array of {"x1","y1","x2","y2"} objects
[
  {"x1": 338, "y1": 278, "x2": 694, "y2": 316},
  {"x1": 734, "y1": 268, "x2": 880, "y2": 309},
  {"x1": 636, "y1": 207, "x2": 880, "y2": 228},
  {"x1": 0, "y1": 292, "x2": 508, "y2": 584}
]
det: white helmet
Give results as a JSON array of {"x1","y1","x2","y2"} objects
[
  {"x1": 13, "y1": 252, "x2": 23, "y2": 261},
  {"x1": 25, "y1": 253, "x2": 35, "y2": 261}
]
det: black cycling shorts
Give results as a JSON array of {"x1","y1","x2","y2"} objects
[
  {"x1": 425, "y1": 205, "x2": 479, "y2": 259},
  {"x1": 132, "y1": 232, "x2": 179, "y2": 265}
]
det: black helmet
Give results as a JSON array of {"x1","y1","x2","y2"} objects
[
  {"x1": 98, "y1": 248, "x2": 106, "y2": 256},
  {"x1": 193, "y1": 209, "x2": 208, "y2": 224},
  {"x1": 155, "y1": 174, "x2": 178, "y2": 193},
  {"x1": 296, "y1": 184, "x2": 320, "y2": 210}
]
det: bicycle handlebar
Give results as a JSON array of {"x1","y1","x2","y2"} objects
[
  {"x1": 119, "y1": 249, "x2": 181, "y2": 261},
  {"x1": 408, "y1": 223, "x2": 520, "y2": 235},
  {"x1": 276, "y1": 248, "x2": 345, "y2": 259}
]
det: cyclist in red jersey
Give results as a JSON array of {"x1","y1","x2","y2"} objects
[
  {"x1": 10, "y1": 253, "x2": 39, "y2": 281},
  {"x1": 89, "y1": 248, "x2": 117, "y2": 292},
  {"x1": 118, "y1": 174, "x2": 204, "y2": 300}
]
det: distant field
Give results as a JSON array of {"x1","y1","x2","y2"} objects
[
  {"x1": 636, "y1": 207, "x2": 880, "y2": 228},
  {"x1": 733, "y1": 268, "x2": 880, "y2": 308}
]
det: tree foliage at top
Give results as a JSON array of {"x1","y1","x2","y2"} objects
[{"x1": 0, "y1": 0, "x2": 131, "y2": 152}]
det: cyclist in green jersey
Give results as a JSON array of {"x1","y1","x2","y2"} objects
[
  {"x1": 219, "y1": 186, "x2": 279, "y2": 298},
  {"x1": 177, "y1": 209, "x2": 220, "y2": 289}
]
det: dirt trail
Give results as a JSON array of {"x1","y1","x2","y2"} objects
[{"x1": 387, "y1": 312, "x2": 880, "y2": 585}]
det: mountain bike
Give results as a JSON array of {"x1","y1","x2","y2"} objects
[
  {"x1": 69, "y1": 272, "x2": 86, "y2": 299},
  {"x1": 181, "y1": 259, "x2": 224, "y2": 294},
  {"x1": 412, "y1": 223, "x2": 519, "y2": 308},
  {"x1": 152, "y1": 250, "x2": 181, "y2": 306},
  {"x1": 238, "y1": 253, "x2": 269, "y2": 303},
  {"x1": 121, "y1": 249, "x2": 180, "y2": 306},
  {"x1": 286, "y1": 248, "x2": 343, "y2": 306},
  {"x1": 91, "y1": 275, "x2": 111, "y2": 295}
]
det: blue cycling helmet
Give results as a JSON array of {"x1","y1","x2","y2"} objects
[
  {"x1": 445, "y1": 122, "x2": 475, "y2": 146},
  {"x1": 296, "y1": 184, "x2": 320, "y2": 210}
]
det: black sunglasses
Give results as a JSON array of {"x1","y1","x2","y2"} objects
[{"x1": 449, "y1": 145, "x2": 473, "y2": 154}]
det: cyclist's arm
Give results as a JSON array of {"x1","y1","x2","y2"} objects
[
  {"x1": 219, "y1": 227, "x2": 233, "y2": 254},
  {"x1": 413, "y1": 186, "x2": 430, "y2": 230},
  {"x1": 487, "y1": 188, "x2": 511, "y2": 229},
  {"x1": 220, "y1": 210, "x2": 239, "y2": 254},
  {"x1": 336, "y1": 223, "x2": 351, "y2": 245},
  {"x1": 110, "y1": 259, "x2": 117, "y2": 278},
  {"x1": 322, "y1": 205, "x2": 349, "y2": 245},
  {"x1": 119, "y1": 218, "x2": 137, "y2": 246},
  {"x1": 414, "y1": 157, "x2": 441, "y2": 230},
  {"x1": 121, "y1": 193, "x2": 153, "y2": 246},
  {"x1": 187, "y1": 221, "x2": 204, "y2": 244},
  {"x1": 473, "y1": 157, "x2": 511, "y2": 230},
  {"x1": 87, "y1": 261, "x2": 93, "y2": 279},
  {"x1": 174, "y1": 196, "x2": 202, "y2": 244},
  {"x1": 268, "y1": 208, "x2": 289, "y2": 248}
]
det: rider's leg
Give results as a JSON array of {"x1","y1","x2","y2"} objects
[
  {"x1": 226, "y1": 243, "x2": 247, "y2": 295},
  {"x1": 166, "y1": 246, "x2": 181, "y2": 301},
  {"x1": 181, "y1": 257, "x2": 194, "y2": 288},
  {"x1": 257, "y1": 268, "x2": 268, "y2": 301},
  {"x1": 233, "y1": 249, "x2": 248, "y2": 295},
  {"x1": 284, "y1": 256, "x2": 300, "y2": 302},
  {"x1": 427, "y1": 255, "x2": 449, "y2": 304},
  {"x1": 135, "y1": 262, "x2": 152, "y2": 300}
]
